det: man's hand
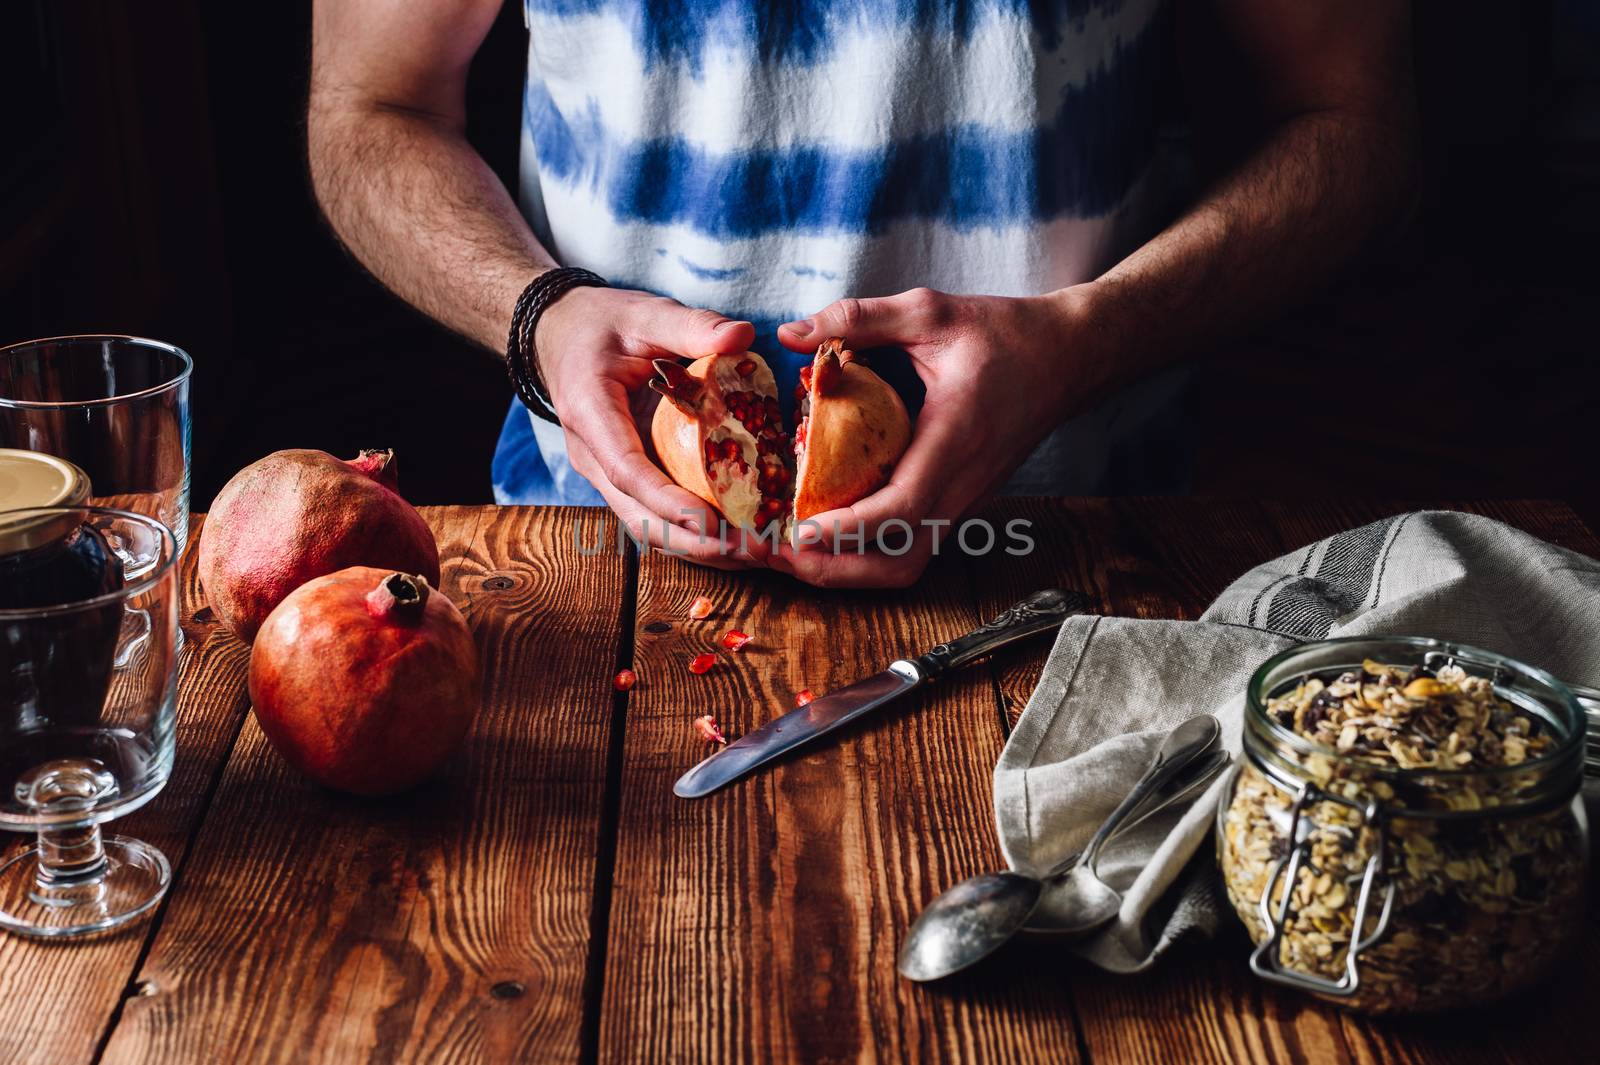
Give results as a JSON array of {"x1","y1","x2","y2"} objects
[
  {"x1": 537, "y1": 287, "x2": 765, "y2": 566},
  {"x1": 767, "y1": 287, "x2": 1095, "y2": 588}
]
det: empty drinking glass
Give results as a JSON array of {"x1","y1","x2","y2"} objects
[
  {"x1": 0, "y1": 506, "x2": 179, "y2": 937},
  {"x1": 0, "y1": 336, "x2": 192, "y2": 553}
]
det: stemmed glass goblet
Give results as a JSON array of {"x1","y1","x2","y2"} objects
[{"x1": 0, "y1": 506, "x2": 180, "y2": 937}]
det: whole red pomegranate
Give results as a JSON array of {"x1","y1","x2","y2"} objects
[
  {"x1": 249, "y1": 567, "x2": 479, "y2": 795},
  {"x1": 200, "y1": 448, "x2": 439, "y2": 640}
]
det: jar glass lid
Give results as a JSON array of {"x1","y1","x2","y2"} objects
[{"x1": 0, "y1": 449, "x2": 92, "y2": 553}]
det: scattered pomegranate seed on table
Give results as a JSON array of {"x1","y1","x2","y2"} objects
[
  {"x1": 693, "y1": 715, "x2": 727, "y2": 745},
  {"x1": 720, "y1": 629, "x2": 753, "y2": 652},
  {"x1": 612, "y1": 669, "x2": 637, "y2": 692},
  {"x1": 687, "y1": 595, "x2": 714, "y2": 620},
  {"x1": 689, "y1": 652, "x2": 717, "y2": 674},
  {"x1": 795, "y1": 689, "x2": 815, "y2": 707}
]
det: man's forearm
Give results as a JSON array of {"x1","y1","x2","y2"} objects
[
  {"x1": 1068, "y1": 106, "x2": 1419, "y2": 389},
  {"x1": 308, "y1": 100, "x2": 554, "y2": 353}
]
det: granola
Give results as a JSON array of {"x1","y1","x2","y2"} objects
[
  {"x1": 1219, "y1": 659, "x2": 1586, "y2": 1013},
  {"x1": 1266, "y1": 660, "x2": 1552, "y2": 773}
]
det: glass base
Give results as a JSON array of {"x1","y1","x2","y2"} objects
[{"x1": 0, "y1": 835, "x2": 170, "y2": 938}]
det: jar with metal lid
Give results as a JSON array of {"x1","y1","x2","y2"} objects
[
  {"x1": 0, "y1": 450, "x2": 122, "y2": 607},
  {"x1": 0, "y1": 450, "x2": 124, "y2": 730},
  {"x1": 1216, "y1": 636, "x2": 1588, "y2": 1014}
]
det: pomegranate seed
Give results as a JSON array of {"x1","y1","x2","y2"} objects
[
  {"x1": 799, "y1": 365, "x2": 814, "y2": 389},
  {"x1": 795, "y1": 689, "x2": 815, "y2": 707},
  {"x1": 693, "y1": 714, "x2": 727, "y2": 745},
  {"x1": 720, "y1": 438, "x2": 741, "y2": 461},
  {"x1": 613, "y1": 669, "x2": 637, "y2": 692},
  {"x1": 735, "y1": 358, "x2": 756, "y2": 377},
  {"x1": 689, "y1": 652, "x2": 717, "y2": 674},
  {"x1": 688, "y1": 596, "x2": 713, "y2": 620},
  {"x1": 795, "y1": 422, "x2": 808, "y2": 447},
  {"x1": 721, "y1": 629, "x2": 753, "y2": 651}
]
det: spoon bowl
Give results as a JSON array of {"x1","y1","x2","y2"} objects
[
  {"x1": 1037, "y1": 864, "x2": 1122, "y2": 935},
  {"x1": 895, "y1": 871, "x2": 1043, "y2": 983},
  {"x1": 1023, "y1": 746, "x2": 1230, "y2": 935}
]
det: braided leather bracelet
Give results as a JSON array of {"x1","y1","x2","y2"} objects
[{"x1": 506, "y1": 266, "x2": 608, "y2": 425}]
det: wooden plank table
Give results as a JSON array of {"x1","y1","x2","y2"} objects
[{"x1": 2, "y1": 499, "x2": 1595, "y2": 1064}]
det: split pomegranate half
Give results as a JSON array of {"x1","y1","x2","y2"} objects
[
  {"x1": 791, "y1": 338, "x2": 912, "y2": 525},
  {"x1": 649, "y1": 352, "x2": 793, "y2": 530},
  {"x1": 649, "y1": 338, "x2": 910, "y2": 534}
]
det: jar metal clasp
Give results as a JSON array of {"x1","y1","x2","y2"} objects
[{"x1": 1249, "y1": 781, "x2": 1398, "y2": 996}]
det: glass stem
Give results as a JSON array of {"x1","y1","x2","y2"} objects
[
  {"x1": 32, "y1": 820, "x2": 110, "y2": 906},
  {"x1": 16, "y1": 758, "x2": 118, "y2": 908}
]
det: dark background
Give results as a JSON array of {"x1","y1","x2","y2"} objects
[{"x1": 3, "y1": 1, "x2": 1597, "y2": 510}]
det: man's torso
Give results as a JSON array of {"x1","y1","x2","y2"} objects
[{"x1": 495, "y1": 0, "x2": 1183, "y2": 505}]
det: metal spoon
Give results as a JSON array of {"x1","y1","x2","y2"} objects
[
  {"x1": 897, "y1": 714, "x2": 1221, "y2": 982},
  {"x1": 1021, "y1": 746, "x2": 1230, "y2": 935},
  {"x1": 1087, "y1": 746, "x2": 1229, "y2": 850},
  {"x1": 1013, "y1": 746, "x2": 1230, "y2": 900},
  {"x1": 1029, "y1": 715, "x2": 1220, "y2": 940}
]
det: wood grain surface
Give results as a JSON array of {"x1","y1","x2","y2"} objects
[
  {"x1": 1, "y1": 500, "x2": 1594, "y2": 1065},
  {"x1": 598, "y1": 550, "x2": 1081, "y2": 1064},
  {"x1": 92, "y1": 507, "x2": 628, "y2": 1064}
]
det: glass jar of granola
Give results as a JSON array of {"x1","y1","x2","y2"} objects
[{"x1": 1217, "y1": 637, "x2": 1588, "y2": 1013}]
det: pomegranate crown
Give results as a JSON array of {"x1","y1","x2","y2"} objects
[
  {"x1": 347, "y1": 448, "x2": 400, "y2": 494},
  {"x1": 811, "y1": 338, "x2": 853, "y2": 396},
  {"x1": 365, "y1": 571, "x2": 432, "y2": 623},
  {"x1": 648, "y1": 359, "x2": 706, "y2": 415}
]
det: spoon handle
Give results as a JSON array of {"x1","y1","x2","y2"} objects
[
  {"x1": 1041, "y1": 748, "x2": 1230, "y2": 880},
  {"x1": 1116, "y1": 750, "x2": 1230, "y2": 840},
  {"x1": 1078, "y1": 715, "x2": 1219, "y2": 872}
]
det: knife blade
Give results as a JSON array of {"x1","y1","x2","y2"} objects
[{"x1": 673, "y1": 588, "x2": 1089, "y2": 799}]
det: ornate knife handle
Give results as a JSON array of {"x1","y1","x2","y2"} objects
[{"x1": 910, "y1": 589, "x2": 1089, "y2": 680}]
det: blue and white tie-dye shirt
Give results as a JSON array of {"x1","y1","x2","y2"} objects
[{"x1": 494, "y1": 0, "x2": 1181, "y2": 506}]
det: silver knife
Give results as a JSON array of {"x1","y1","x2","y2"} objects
[{"x1": 673, "y1": 589, "x2": 1090, "y2": 799}]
